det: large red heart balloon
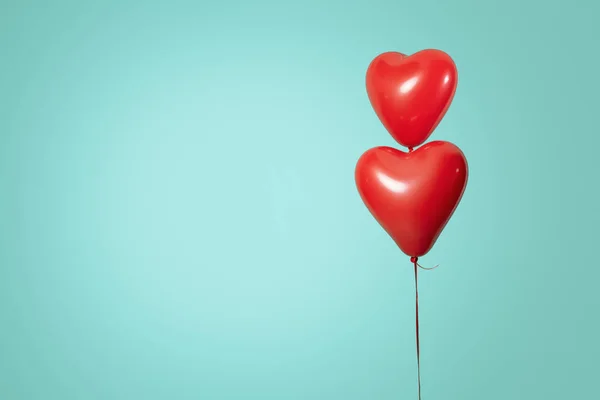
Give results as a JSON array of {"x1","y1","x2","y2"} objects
[
  {"x1": 366, "y1": 49, "x2": 458, "y2": 149},
  {"x1": 355, "y1": 141, "x2": 468, "y2": 257}
]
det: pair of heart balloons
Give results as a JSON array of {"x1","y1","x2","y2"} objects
[{"x1": 355, "y1": 49, "x2": 469, "y2": 258}]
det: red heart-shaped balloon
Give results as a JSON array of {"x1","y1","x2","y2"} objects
[
  {"x1": 366, "y1": 49, "x2": 458, "y2": 149},
  {"x1": 355, "y1": 141, "x2": 468, "y2": 257}
]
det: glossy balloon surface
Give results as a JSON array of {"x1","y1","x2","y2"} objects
[
  {"x1": 355, "y1": 141, "x2": 468, "y2": 257},
  {"x1": 366, "y1": 49, "x2": 458, "y2": 149}
]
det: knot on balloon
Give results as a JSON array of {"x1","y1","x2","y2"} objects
[{"x1": 410, "y1": 256, "x2": 418, "y2": 263}]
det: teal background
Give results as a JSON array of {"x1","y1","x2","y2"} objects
[{"x1": 1, "y1": 1, "x2": 599, "y2": 399}]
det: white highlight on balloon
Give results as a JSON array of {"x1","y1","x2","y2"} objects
[
  {"x1": 399, "y1": 76, "x2": 418, "y2": 94},
  {"x1": 377, "y1": 171, "x2": 407, "y2": 193}
]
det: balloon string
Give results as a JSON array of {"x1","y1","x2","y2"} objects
[
  {"x1": 412, "y1": 258, "x2": 422, "y2": 400},
  {"x1": 410, "y1": 257, "x2": 438, "y2": 400}
]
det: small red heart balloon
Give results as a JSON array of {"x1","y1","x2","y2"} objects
[
  {"x1": 366, "y1": 49, "x2": 458, "y2": 149},
  {"x1": 355, "y1": 141, "x2": 468, "y2": 257}
]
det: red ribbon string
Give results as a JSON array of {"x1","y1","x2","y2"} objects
[{"x1": 410, "y1": 256, "x2": 438, "y2": 400}]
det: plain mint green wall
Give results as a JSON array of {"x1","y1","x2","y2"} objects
[{"x1": 1, "y1": 1, "x2": 599, "y2": 399}]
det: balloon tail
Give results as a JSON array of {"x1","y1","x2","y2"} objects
[{"x1": 416, "y1": 261, "x2": 439, "y2": 271}]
